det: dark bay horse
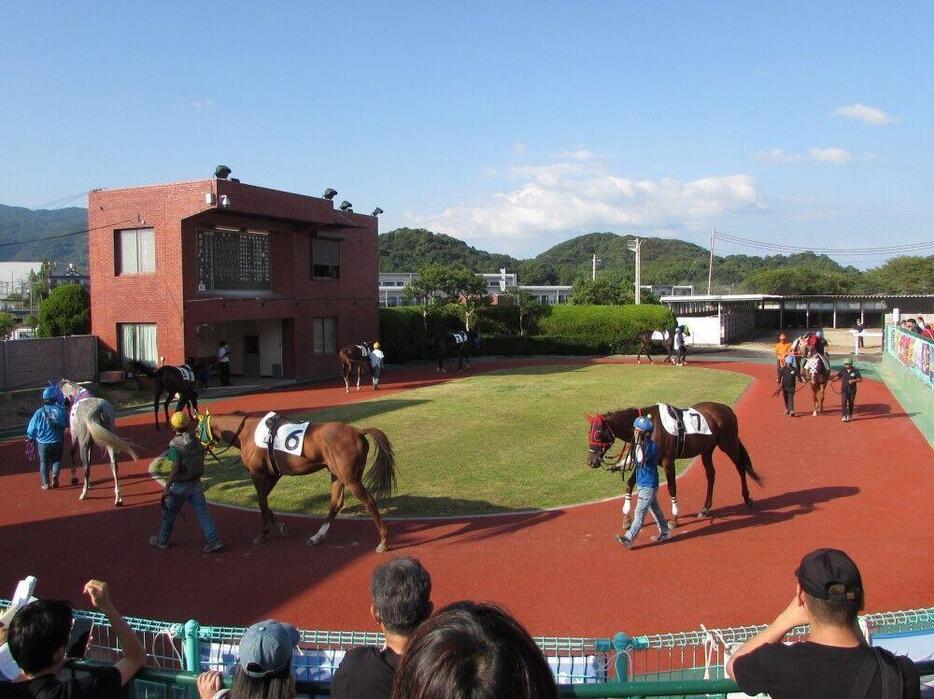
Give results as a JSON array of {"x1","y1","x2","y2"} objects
[
  {"x1": 587, "y1": 402, "x2": 762, "y2": 527},
  {"x1": 634, "y1": 330, "x2": 675, "y2": 364},
  {"x1": 57, "y1": 380, "x2": 139, "y2": 506},
  {"x1": 197, "y1": 411, "x2": 397, "y2": 552},
  {"x1": 339, "y1": 343, "x2": 373, "y2": 394},
  {"x1": 435, "y1": 330, "x2": 480, "y2": 372},
  {"x1": 131, "y1": 361, "x2": 200, "y2": 430}
]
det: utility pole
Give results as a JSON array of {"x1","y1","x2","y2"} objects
[
  {"x1": 627, "y1": 237, "x2": 643, "y2": 304},
  {"x1": 707, "y1": 229, "x2": 717, "y2": 295},
  {"x1": 591, "y1": 254, "x2": 599, "y2": 281}
]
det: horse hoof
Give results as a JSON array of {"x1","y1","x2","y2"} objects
[
  {"x1": 670, "y1": 518, "x2": 679, "y2": 529},
  {"x1": 306, "y1": 536, "x2": 323, "y2": 546},
  {"x1": 277, "y1": 522, "x2": 288, "y2": 537},
  {"x1": 79, "y1": 491, "x2": 88, "y2": 501},
  {"x1": 70, "y1": 478, "x2": 79, "y2": 486},
  {"x1": 812, "y1": 411, "x2": 818, "y2": 416},
  {"x1": 375, "y1": 543, "x2": 388, "y2": 553},
  {"x1": 697, "y1": 509, "x2": 711, "y2": 519},
  {"x1": 745, "y1": 499, "x2": 754, "y2": 510},
  {"x1": 115, "y1": 500, "x2": 123, "y2": 507},
  {"x1": 253, "y1": 534, "x2": 269, "y2": 544}
]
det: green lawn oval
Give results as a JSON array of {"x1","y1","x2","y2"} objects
[{"x1": 157, "y1": 364, "x2": 751, "y2": 517}]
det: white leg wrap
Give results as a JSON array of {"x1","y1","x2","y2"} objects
[
  {"x1": 622, "y1": 494, "x2": 632, "y2": 516},
  {"x1": 671, "y1": 498, "x2": 679, "y2": 517},
  {"x1": 309, "y1": 521, "x2": 331, "y2": 544}
]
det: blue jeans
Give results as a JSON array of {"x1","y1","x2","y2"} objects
[
  {"x1": 625, "y1": 485, "x2": 669, "y2": 541},
  {"x1": 157, "y1": 480, "x2": 221, "y2": 546},
  {"x1": 38, "y1": 441, "x2": 64, "y2": 486}
]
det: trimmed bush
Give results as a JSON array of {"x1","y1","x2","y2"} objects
[{"x1": 533, "y1": 305, "x2": 676, "y2": 352}]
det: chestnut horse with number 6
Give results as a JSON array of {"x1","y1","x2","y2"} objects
[{"x1": 197, "y1": 411, "x2": 397, "y2": 552}]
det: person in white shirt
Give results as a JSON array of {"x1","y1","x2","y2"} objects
[
  {"x1": 217, "y1": 340, "x2": 231, "y2": 386},
  {"x1": 369, "y1": 342, "x2": 385, "y2": 390}
]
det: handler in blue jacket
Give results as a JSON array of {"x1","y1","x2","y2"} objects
[
  {"x1": 616, "y1": 416, "x2": 672, "y2": 548},
  {"x1": 26, "y1": 386, "x2": 68, "y2": 490}
]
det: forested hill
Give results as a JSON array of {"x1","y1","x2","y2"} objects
[
  {"x1": 378, "y1": 227, "x2": 861, "y2": 288},
  {"x1": 0, "y1": 204, "x2": 88, "y2": 268},
  {"x1": 379, "y1": 228, "x2": 521, "y2": 273}
]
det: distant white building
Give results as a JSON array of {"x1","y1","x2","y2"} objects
[{"x1": 378, "y1": 270, "x2": 571, "y2": 307}]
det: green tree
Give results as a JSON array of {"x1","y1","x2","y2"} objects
[
  {"x1": 404, "y1": 263, "x2": 452, "y2": 330},
  {"x1": 37, "y1": 284, "x2": 90, "y2": 337},
  {"x1": 0, "y1": 312, "x2": 15, "y2": 339},
  {"x1": 24, "y1": 315, "x2": 38, "y2": 329},
  {"x1": 860, "y1": 256, "x2": 933, "y2": 294},
  {"x1": 741, "y1": 267, "x2": 857, "y2": 295},
  {"x1": 503, "y1": 287, "x2": 543, "y2": 335},
  {"x1": 444, "y1": 268, "x2": 490, "y2": 331}
]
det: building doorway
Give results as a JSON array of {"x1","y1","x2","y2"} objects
[{"x1": 243, "y1": 334, "x2": 260, "y2": 377}]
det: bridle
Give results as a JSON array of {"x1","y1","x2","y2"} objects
[
  {"x1": 198, "y1": 410, "x2": 248, "y2": 461},
  {"x1": 588, "y1": 415, "x2": 633, "y2": 472}
]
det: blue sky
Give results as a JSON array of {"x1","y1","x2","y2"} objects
[{"x1": 1, "y1": 1, "x2": 931, "y2": 266}]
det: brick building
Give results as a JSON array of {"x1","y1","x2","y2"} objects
[{"x1": 89, "y1": 178, "x2": 379, "y2": 381}]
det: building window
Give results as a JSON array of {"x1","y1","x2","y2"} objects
[
  {"x1": 116, "y1": 228, "x2": 155, "y2": 275},
  {"x1": 197, "y1": 228, "x2": 270, "y2": 291},
  {"x1": 119, "y1": 323, "x2": 158, "y2": 367},
  {"x1": 312, "y1": 237, "x2": 341, "y2": 279},
  {"x1": 313, "y1": 317, "x2": 338, "y2": 353}
]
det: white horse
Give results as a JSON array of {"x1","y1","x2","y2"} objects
[{"x1": 58, "y1": 380, "x2": 139, "y2": 506}]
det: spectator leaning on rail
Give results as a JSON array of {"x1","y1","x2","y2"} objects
[
  {"x1": 149, "y1": 411, "x2": 224, "y2": 553},
  {"x1": 197, "y1": 620, "x2": 299, "y2": 699},
  {"x1": 25, "y1": 387, "x2": 68, "y2": 491},
  {"x1": 332, "y1": 557, "x2": 433, "y2": 699},
  {"x1": 615, "y1": 416, "x2": 671, "y2": 549},
  {"x1": 0, "y1": 580, "x2": 145, "y2": 698},
  {"x1": 391, "y1": 601, "x2": 559, "y2": 699},
  {"x1": 727, "y1": 548, "x2": 920, "y2": 698}
]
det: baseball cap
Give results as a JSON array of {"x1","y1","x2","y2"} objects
[
  {"x1": 238, "y1": 620, "x2": 300, "y2": 678},
  {"x1": 795, "y1": 548, "x2": 862, "y2": 601}
]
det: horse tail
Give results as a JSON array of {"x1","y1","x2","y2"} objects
[
  {"x1": 86, "y1": 409, "x2": 140, "y2": 462},
  {"x1": 361, "y1": 427, "x2": 397, "y2": 501},
  {"x1": 737, "y1": 439, "x2": 762, "y2": 486}
]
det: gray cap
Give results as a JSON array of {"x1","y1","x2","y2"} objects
[{"x1": 238, "y1": 620, "x2": 300, "y2": 678}]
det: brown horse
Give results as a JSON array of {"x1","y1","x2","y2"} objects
[
  {"x1": 802, "y1": 355, "x2": 831, "y2": 415},
  {"x1": 196, "y1": 411, "x2": 397, "y2": 552},
  {"x1": 435, "y1": 330, "x2": 480, "y2": 372},
  {"x1": 587, "y1": 402, "x2": 762, "y2": 527},
  {"x1": 338, "y1": 343, "x2": 373, "y2": 394},
  {"x1": 634, "y1": 330, "x2": 675, "y2": 365},
  {"x1": 131, "y1": 361, "x2": 200, "y2": 430}
]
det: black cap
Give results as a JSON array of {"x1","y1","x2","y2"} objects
[{"x1": 795, "y1": 548, "x2": 863, "y2": 601}]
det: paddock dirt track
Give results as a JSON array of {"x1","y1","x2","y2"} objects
[{"x1": 1, "y1": 359, "x2": 931, "y2": 638}]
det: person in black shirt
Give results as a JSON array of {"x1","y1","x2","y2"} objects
[
  {"x1": 0, "y1": 580, "x2": 145, "y2": 699},
  {"x1": 727, "y1": 548, "x2": 920, "y2": 698},
  {"x1": 331, "y1": 557, "x2": 433, "y2": 699},
  {"x1": 777, "y1": 354, "x2": 801, "y2": 416},
  {"x1": 855, "y1": 321, "x2": 866, "y2": 349},
  {"x1": 832, "y1": 358, "x2": 863, "y2": 422}
]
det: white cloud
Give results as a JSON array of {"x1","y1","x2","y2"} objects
[
  {"x1": 756, "y1": 148, "x2": 804, "y2": 164},
  {"x1": 412, "y1": 154, "x2": 763, "y2": 253},
  {"x1": 192, "y1": 98, "x2": 215, "y2": 109},
  {"x1": 809, "y1": 147, "x2": 852, "y2": 163},
  {"x1": 833, "y1": 103, "x2": 896, "y2": 126},
  {"x1": 757, "y1": 147, "x2": 851, "y2": 164},
  {"x1": 551, "y1": 148, "x2": 595, "y2": 161}
]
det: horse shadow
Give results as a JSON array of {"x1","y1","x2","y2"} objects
[
  {"x1": 849, "y1": 403, "x2": 915, "y2": 421},
  {"x1": 648, "y1": 486, "x2": 861, "y2": 547}
]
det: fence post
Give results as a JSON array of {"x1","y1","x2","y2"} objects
[
  {"x1": 61, "y1": 336, "x2": 67, "y2": 379},
  {"x1": 183, "y1": 619, "x2": 201, "y2": 672},
  {"x1": 1, "y1": 340, "x2": 7, "y2": 392},
  {"x1": 612, "y1": 632, "x2": 631, "y2": 682}
]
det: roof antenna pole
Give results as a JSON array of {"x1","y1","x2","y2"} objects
[{"x1": 707, "y1": 229, "x2": 717, "y2": 295}]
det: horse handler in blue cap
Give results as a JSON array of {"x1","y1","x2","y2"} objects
[
  {"x1": 26, "y1": 386, "x2": 68, "y2": 490},
  {"x1": 615, "y1": 415, "x2": 671, "y2": 549}
]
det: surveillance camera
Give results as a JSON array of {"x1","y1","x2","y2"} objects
[{"x1": 219, "y1": 195, "x2": 231, "y2": 208}]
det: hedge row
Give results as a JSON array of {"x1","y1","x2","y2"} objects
[{"x1": 379, "y1": 304, "x2": 676, "y2": 362}]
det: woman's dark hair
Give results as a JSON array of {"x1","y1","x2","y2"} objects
[
  {"x1": 8, "y1": 600, "x2": 73, "y2": 675},
  {"x1": 392, "y1": 601, "x2": 558, "y2": 699},
  {"x1": 229, "y1": 666, "x2": 296, "y2": 699}
]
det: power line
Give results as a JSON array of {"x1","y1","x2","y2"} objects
[
  {"x1": 0, "y1": 218, "x2": 134, "y2": 249},
  {"x1": 715, "y1": 231, "x2": 934, "y2": 256},
  {"x1": 27, "y1": 191, "x2": 92, "y2": 211}
]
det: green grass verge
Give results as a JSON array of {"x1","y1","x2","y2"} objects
[{"x1": 153, "y1": 365, "x2": 751, "y2": 517}]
